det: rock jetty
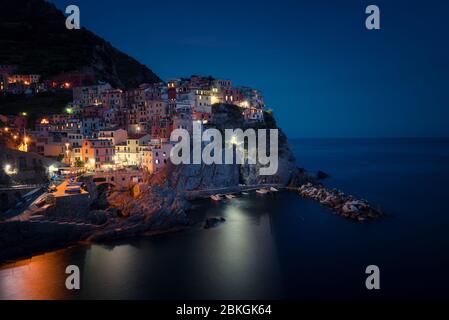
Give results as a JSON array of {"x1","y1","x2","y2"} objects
[{"x1": 298, "y1": 183, "x2": 383, "y2": 221}]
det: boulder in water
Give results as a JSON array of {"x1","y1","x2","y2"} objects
[
  {"x1": 204, "y1": 217, "x2": 226, "y2": 229},
  {"x1": 317, "y1": 170, "x2": 329, "y2": 179}
]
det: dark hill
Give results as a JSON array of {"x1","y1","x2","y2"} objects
[{"x1": 0, "y1": 0, "x2": 161, "y2": 88}]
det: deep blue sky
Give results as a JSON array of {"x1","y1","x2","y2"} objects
[{"x1": 51, "y1": 0, "x2": 449, "y2": 138}]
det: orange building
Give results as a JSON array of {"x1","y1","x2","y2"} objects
[{"x1": 82, "y1": 139, "x2": 115, "y2": 169}]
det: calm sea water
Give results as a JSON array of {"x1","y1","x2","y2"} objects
[{"x1": 1, "y1": 138, "x2": 449, "y2": 299}]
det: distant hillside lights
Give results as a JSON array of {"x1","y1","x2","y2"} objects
[{"x1": 170, "y1": 122, "x2": 279, "y2": 176}]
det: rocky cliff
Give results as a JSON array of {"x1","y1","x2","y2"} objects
[{"x1": 153, "y1": 105, "x2": 302, "y2": 195}]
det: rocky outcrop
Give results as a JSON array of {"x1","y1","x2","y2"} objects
[
  {"x1": 204, "y1": 217, "x2": 226, "y2": 229},
  {"x1": 317, "y1": 170, "x2": 329, "y2": 180},
  {"x1": 87, "y1": 184, "x2": 190, "y2": 242},
  {"x1": 156, "y1": 107, "x2": 303, "y2": 195}
]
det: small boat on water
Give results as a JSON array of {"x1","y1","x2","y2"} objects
[
  {"x1": 210, "y1": 194, "x2": 222, "y2": 201},
  {"x1": 225, "y1": 194, "x2": 235, "y2": 200},
  {"x1": 241, "y1": 192, "x2": 249, "y2": 195},
  {"x1": 270, "y1": 187, "x2": 279, "y2": 192},
  {"x1": 256, "y1": 188, "x2": 269, "y2": 194}
]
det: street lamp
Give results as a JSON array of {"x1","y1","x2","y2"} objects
[
  {"x1": 20, "y1": 136, "x2": 29, "y2": 152},
  {"x1": 4, "y1": 164, "x2": 17, "y2": 175},
  {"x1": 64, "y1": 143, "x2": 71, "y2": 165},
  {"x1": 89, "y1": 158, "x2": 95, "y2": 170}
]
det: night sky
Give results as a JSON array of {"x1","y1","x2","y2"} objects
[{"x1": 50, "y1": 0, "x2": 449, "y2": 138}]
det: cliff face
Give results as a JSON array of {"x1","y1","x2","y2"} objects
[
  {"x1": 153, "y1": 105, "x2": 300, "y2": 194},
  {"x1": 0, "y1": 0, "x2": 161, "y2": 88}
]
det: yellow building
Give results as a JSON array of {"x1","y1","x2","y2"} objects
[{"x1": 114, "y1": 134, "x2": 150, "y2": 167}]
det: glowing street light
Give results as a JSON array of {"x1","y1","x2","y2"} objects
[
  {"x1": 48, "y1": 165, "x2": 58, "y2": 174},
  {"x1": 18, "y1": 136, "x2": 29, "y2": 152},
  {"x1": 211, "y1": 95, "x2": 220, "y2": 104},
  {"x1": 230, "y1": 135, "x2": 239, "y2": 145},
  {"x1": 4, "y1": 164, "x2": 17, "y2": 175},
  {"x1": 64, "y1": 143, "x2": 70, "y2": 164}
]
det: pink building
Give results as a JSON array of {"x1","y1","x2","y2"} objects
[{"x1": 82, "y1": 139, "x2": 115, "y2": 169}]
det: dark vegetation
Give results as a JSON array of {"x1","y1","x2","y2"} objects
[
  {"x1": 0, "y1": 0, "x2": 161, "y2": 89},
  {"x1": 0, "y1": 91, "x2": 72, "y2": 127}
]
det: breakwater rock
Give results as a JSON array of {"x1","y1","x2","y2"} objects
[{"x1": 298, "y1": 183, "x2": 384, "y2": 221}]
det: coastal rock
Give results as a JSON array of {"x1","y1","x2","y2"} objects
[
  {"x1": 155, "y1": 109, "x2": 303, "y2": 195},
  {"x1": 87, "y1": 210, "x2": 108, "y2": 225},
  {"x1": 204, "y1": 217, "x2": 226, "y2": 229},
  {"x1": 317, "y1": 170, "x2": 329, "y2": 180},
  {"x1": 298, "y1": 182, "x2": 383, "y2": 220}
]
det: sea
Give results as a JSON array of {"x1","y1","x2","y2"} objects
[{"x1": 1, "y1": 138, "x2": 449, "y2": 299}]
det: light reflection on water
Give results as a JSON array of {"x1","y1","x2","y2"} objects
[
  {"x1": 0, "y1": 195, "x2": 284, "y2": 300},
  {"x1": 0, "y1": 248, "x2": 78, "y2": 300}
]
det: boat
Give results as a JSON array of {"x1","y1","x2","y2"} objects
[
  {"x1": 256, "y1": 188, "x2": 269, "y2": 194},
  {"x1": 210, "y1": 194, "x2": 222, "y2": 201},
  {"x1": 225, "y1": 194, "x2": 235, "y2": 200},
  {"x1": 270, "y1": 187, "x2": 279, "y2": 192},
  {"x1": 241, "y1": 192, "x2": 249, "y2": 195}
]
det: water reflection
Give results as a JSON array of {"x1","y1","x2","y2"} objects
[
  {"x1": 0, "y1": 195, "x2": 285, "y2": 300},
  {"x1": 0, "y1": 247, "x2": 86, "y2": 299}
]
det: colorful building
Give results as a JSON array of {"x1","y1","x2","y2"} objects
[
  {"x1": 82, "y1": 139, "x2": 115, "y2": 170},
  {"x1": 141, "y1": 140, "x2": 175, "y2": 174}
]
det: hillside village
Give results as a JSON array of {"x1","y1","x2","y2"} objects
[{"x1": 0, "y1": 66, "x2": 266, "y2": 175}]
